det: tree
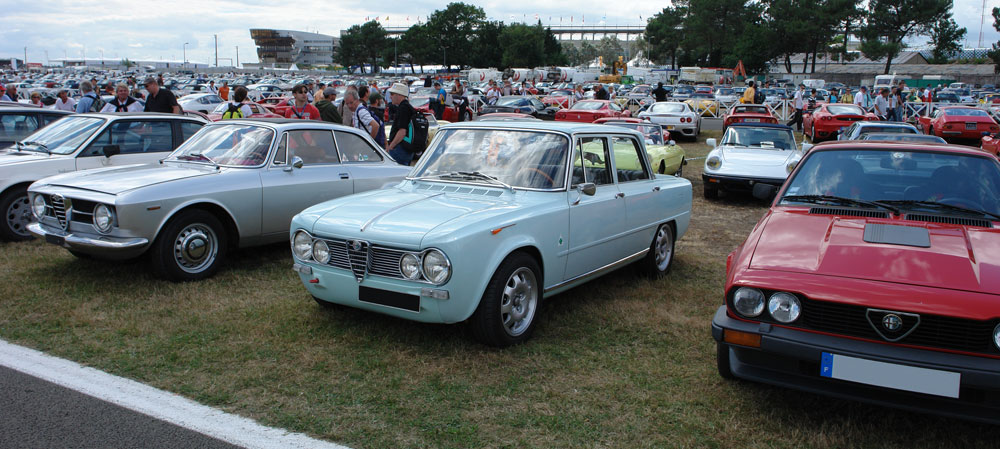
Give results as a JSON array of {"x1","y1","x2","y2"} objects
[
  {"x1": 644, "y1": 6, "x2": 686, "y2": 68},
  {"x1": 400, "y1": 24, "x2": 436, "y2": 73},
  {"x1": 578, "y1": 41, "x2": 598, "y2": 66},
  {"x1": 596, "y1": 36, "x2": 625, "y2": 68},
  {"x1": 680, "y1": 0, "x2": 756, "y2": 67},
  {"x1": 471, "y1": 21, "x2": 505, "y2": 68},
  {"x1": 500, "y1": 24, "x2": 546, "y2": 68},
  {"x1": 858, "y1": 0, "x2": 951, "y2": 74},
  {"x1": 991, "y1": 7, "x2": 1000, "y2": 73},
  {"x1": 542, "y1": 26, "x2": 567, "y2": 66},
  {"x1": 928, "y1": 15, "x2": 966, "y2": 64},
  {"x1": 424, "y1": 2, "x2": 487, "y2": 69},
  {"x1": 561, "y1": 43, "x2": 582, "y2": 66}
]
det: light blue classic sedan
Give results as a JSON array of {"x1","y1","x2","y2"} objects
[{"x1": 290, "y1": 122, "x2": 693, "y2": 346}]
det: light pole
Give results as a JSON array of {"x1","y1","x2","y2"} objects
[
  {"x1": 235, "y1": 46, "x2": 239, "y2": 68},
  {"x1": 183, "y1": 42, "x2": 189, "y2": 68},
  {"x1": 394, "y1": 38, "x2": 398, "y2": 74}
]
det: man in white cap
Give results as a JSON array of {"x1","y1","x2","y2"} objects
[{"x1": 386, "y1": 82, "x2": 416, "y2": 165}]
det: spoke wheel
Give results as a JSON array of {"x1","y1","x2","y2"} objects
[
  {"x1": 0, "y1": 187, "x2": 33, "y2": 241},
  {"x1": 470, "y1": 252, "x2": 542, "y2": 347}
]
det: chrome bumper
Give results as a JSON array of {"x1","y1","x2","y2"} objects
[{"x1": 27, "y1": 222, "x2": 149, "y2": 259}]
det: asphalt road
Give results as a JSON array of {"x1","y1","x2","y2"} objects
[{"x1": 0, "y1": 365, "x2": 239, "y2": 449}]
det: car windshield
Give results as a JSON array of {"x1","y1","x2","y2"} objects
[
  {"x1": 691, "y1": 93, "x2": 714, "y2": 99},
  {"x1": 631, "y1": 86, "x2": 651, "y2": 95},
  {"x1": 675, "y1": 87, "x2": 694, "y2": 95},
  {"x1": 782, "y1": 149, "x2": 1000, "y2": 217},
  {"x1": 608, "y1": 123, "x2": 664, "y2": 145},
  {"x1": 721, "y1": 127, "x2": 795, "y2": 150},
  {"x1": 168, "y1": 124, "x2": 274, "y2": 167},
  {"x1": 861, "y1": 133, "x2": 946, "y2": 143},
  {"x1": 13, "y1": 116, "x2": 104, "y2": 155},
  {"x1": 944, "y1": 108, "x2": 989, "y2": 117},
  {"x1": 571, "y1": 101, "x2": 605, "y2": 111},
  {"x1": 410, "y1": 97, "x2": 431, "y2": 108},
  {"x1": 858, "y1": 126, "x2": 918, "y2": 136},
  {"x1": 649, "y1": 103, "x2": 686, "y2": 113},
  {"x1": 413, "y1": 128, "x2": 569, "y2": 190},
  {"x1": 716, "y1": 88, "x2": 734, "y2": 95},
  {"x1": 733, "y1": 105, "x2": 769, "y2": 114},
  {"x1": 827, "y1": 105, "x2": 864, "y2": 115},
  {"x1": 549, "y1": 90, "x2": 572, "y2": 96},
  {"x1": 496, "y1": 97, "x2": 529, "y2": 107}
]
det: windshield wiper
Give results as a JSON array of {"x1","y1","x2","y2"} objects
[
  {"x1": 456, "y1": 171, "x2": 513, "y2": 191},
  {"x1": 17, "y1": 140, "x2": 50, "y2": 154},
  {"x1": 174, "y1": 153, "x2": 219, "y2": 169},
  {"x1": 782, "y1": 194, "x2": 899, "y2": 215},
  {"x1": 876, "y1": 200, "x2": 1000, "y2": 221},
  {"x1": 410, "y1": 171, "x2": 513, "y2": 191}
]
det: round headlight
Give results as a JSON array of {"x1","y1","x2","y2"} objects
[
  {"x1": 93, "y1": 204, "x2": 113, "y2": 233},
  {"x1": 994, "y1": 324, "x2": 1000, "y2": 350},
  {"x1": 421, "y1": 249, "x2": 451, "y2": 285},
  {"x1": 768, "y1": 292, "x2": 801, "y2": 323},
  {"x1": 706, "y1": 155, "x2": 722, "y2": 170},
  {"x1": 733, "y1": 287, "x2": 765, "y2": 317},
  {"x1": 312, "y1": 239, "x2": 330, "y2": 264},
  {"x1": 31, "y1": 195, "x2": 46, "y2": 219},
  {"x1": 786, "y1": 160, "x2": 798, "y2": 174},
  {"x1": 292, "y1": 230, "x2": 313, "y2": 261},
  {"x1": 400, "y1": 253, "x2": 421, "y2": 280}
]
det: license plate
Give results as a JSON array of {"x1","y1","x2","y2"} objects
[
  {"x1": 667, "y1": 125, "x2": 675, "y2": 130},
  {"x1": 359, "y1": 286, "x2": 420, "y2": 312},
  {"x1": 745, "y1": 118, "x2": 760, "y2": 122},
  {"x1": 966, "y1": 122, "x2": 977, "y2": 130},
  {"x1": 820, "y1": 352, "x2": 960, "y2": 398},
  {"x1": 45, "y1": 234, "x2": 65, "y2": 246}
]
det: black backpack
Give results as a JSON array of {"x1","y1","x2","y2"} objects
[
  {"x1": 753, "y1": 88, "x2": 765, "y2": 105},
  {"x1": 402, "y1": 102, "x2": 429, "y2": 153}
]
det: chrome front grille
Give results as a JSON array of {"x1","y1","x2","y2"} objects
[
  {"x1": 369, "y1": 248, "x2": 405, "y2": 278},
  {"x1": 316, "y1": 237, "x2": 408, "y2": 282},
  {"x1": 49, "y1": 194, "x2": 69, "y2": 230},
  {"x1": 346, "y1": 240, "x2": 370, "y2": 282}
]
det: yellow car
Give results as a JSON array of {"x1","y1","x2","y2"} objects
[
  {"x1": 684, "y1": 92, "x2": 719, "y2": 117},
  {"x1": 580, "y1": 122, "x2": 686, "y2": 176}
]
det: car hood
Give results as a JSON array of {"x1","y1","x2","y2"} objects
[
  {"x1": 307, "y1": 185, "x2": 518, "y2": 247},
  {"x1": 719, "y1": 146, "x2": 797, "y2": 167},
  {"x1": 750, "y1": 208, "x2": 1000, "y2": 294},
  {"x1": 38, "y1": 162, "x2": 217, "y2": 195},
  {"x1": 0, "y1": 150, "x2": 58, "y2": 166}
]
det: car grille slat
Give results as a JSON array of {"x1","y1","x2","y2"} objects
[
  {"x1": 49, "y1": 194, "x2": 68, "y2": 229},
  {"x1": 809, "y1": 207, "x2": 889, "y2": 218},
  {"x1": 905, "y1": 214, "x2": 992, "y2": 228},
  {"x1": 316, "y1": 237, "x2": 413, "y2": 282}
]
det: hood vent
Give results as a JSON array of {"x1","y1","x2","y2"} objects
[
  {"x1": 905, "y1": 214, "x2": 993, "y2": 228},
  {"x1": 863, "y1": 223, "x2": 931, "y2": 248},
  {"x1": 809, "y1": 207, "x2": 889, "y2": 219},
  {"x1": 416, "y1": 183, "x2": 503, "y2": 197}
]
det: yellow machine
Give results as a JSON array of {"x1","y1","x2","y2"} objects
[{"x1": 598, "y1": 56, "x2": 628, "y2": 84}]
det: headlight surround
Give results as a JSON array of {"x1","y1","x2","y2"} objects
[
  {"x1": 732, "y1": 287, "x2": 765, "y2": 317},
  {"x1": 786, "y1": 159, "x2": 798, "y2": 174},
  {"x1": 768, "y1": 292, "x2": 801, "y2": 323},
  {"x1": 312, "y1": 239, "x2": 330, "y2": 264},
  {"x1": 706, "y1": 155, "x2": 722, "y2": 170},
  {"x1": 400, "y1": 253, "x2": 421, "y2": 280},
  {"x1": 994, "y1": 323, "x2": 1000, "y2": 350},
  {"x1": 93, "y1": 204, "x2": 114, "y2": 233},
  {"x1": 31, "y1": 195, "x2": 46, "y2": 219},
  {"x1": 292, "y1": 230, "x2": 313, "y2": 261},
  {"x1": 420, "y1": 249, "x2": 451, "y2": 285}
]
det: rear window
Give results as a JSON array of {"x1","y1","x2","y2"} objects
[{"x1": 944, "y1": 108, "x2": 989, "y2": 117}]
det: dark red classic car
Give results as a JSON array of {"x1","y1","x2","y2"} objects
[
  {"x1": 803, "y1": 103, "x2": 877, "y2": 142},
  {"x1": 554, "y1": 100, "x2": 630, "y2": 123},
  {"x1": 919, "y1": 106, "x2": 1000, "y2": 140},
  {"x1": 722, "y1": 104, "x2": 778, "y2": 131},
  {"x1": 713, "y1": 141, "x2": 1000, "y2": 424}
]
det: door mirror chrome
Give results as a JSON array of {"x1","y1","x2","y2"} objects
[
  {"x1": 706, "y1": 138, "x2": 717, "y2": 148},
  {"x1": 578, "y1": 182, "x2": 597, "y2": 196},
  {"x1": 284, "y1": 156, "x2": 304, "y2": 172},
  {"x1": 102, "y1": 145, "x2": 121, "y2": 158}
]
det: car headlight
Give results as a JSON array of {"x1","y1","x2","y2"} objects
[
  {"x1": 312, "y1": 239, "x2": 330, "y2": 264},
  {"x1": 994, "y1": 323, "x2": 1000, "y2": 350},
  {"x1": 400, "y1": 253, "x2": 421, "y2": 280},
  {"x1": 706, "y1": 155, "x2": 722, "y2": 170},
  {"x1": 768, "y1": 292, "x2": 801, "y2": 323},
  {"x1": 732, "y1": 287, "x2": 765, "y2": 317},
  {"x1": 421, "y1": 249, "x2": 451, "y2": 285},
  {"x1": 93, "y1": 204, "x2": 114, "y2": 233},
  {"x1": 31, "y1": 195, "x2": 46, "y2": 219},
  {"x1": 292, "y1": 230, "x2": 313, "y2": 261},
  {"x1": 786, "y1": 160, "x2": 798, "y2": 174}
]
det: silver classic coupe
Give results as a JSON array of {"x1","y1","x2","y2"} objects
[{"x1": 28, "y1": 119, "x2": 412, "y2": 281}]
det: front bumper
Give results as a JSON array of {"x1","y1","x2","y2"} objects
[
  {"x1": 711, "y1": 306, "x2": 1000, "y2": 424},
  {"x1": 27, "y1": 222, "x2": 149, "y2": 259},
  {"x1": 701, "y1": 174, "x2": 785, "y2": 193}
]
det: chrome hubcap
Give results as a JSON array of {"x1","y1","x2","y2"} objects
[
  {"x1": 654, "y1": 226, "x2": 673, "y2": 271},
  {"x1": 500, "y1": 267, "x2": 538, "y2": 337},
  {"x1": 5, "y1": 194, "x2": 32, "y2": 237},
  {"x1": 173, "y1": 223, "x2": 217, "y2": 273}
]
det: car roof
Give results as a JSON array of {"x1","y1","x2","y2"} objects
[
  {"x1": 811, "y1": 140, "x2": 988, "y2": 157},
  {"x1": 211, "y1": 117, "x2": 365, "y2": 132},
  {"x1": 84, "y1": 112, "x2": 206, "y2": 120},
  {"x1": 854, "y1": 121, "x2": 915, "y2": 128},
  {"x1": 0, "y1": 106, "x2": 71, "y2": 114},
  {"x1": 440, "y1": 120, "x2": 641, "y2": 135},
  {"x1": 728, "y1": 123, "x2": 793, "y2": 130},
  {"x1": 861, "y1": 133, "x2": 947, "y2": 142}
]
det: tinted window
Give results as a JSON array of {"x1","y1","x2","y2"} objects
[
  {"x1": 180, "y1": 121, "x2": 203, "y2": 143},
  {"x1": 575, "y1": 137, "x2": 613, "y2": 186},
  {"x1": 0, "y1": 114, "x2": 39, "y2": 142},
  {"x1": 83, "y1": 120, "x2": 174, "y2": 156},
  {"x1": 335, "y1": 131, "x2": 382, "y2": 162},
  {"x1": 273, "y1": 134, "x2": 287, "y2": 165},
  {"x1": 41, "y1": 114, "x2": 66, "y2": 126},
  {"x1": 612, "y1": 136, "x2": 650, "y2": 182},
  {"x1": 289, "y1": 130, "x2": 339, "y2": 165}
]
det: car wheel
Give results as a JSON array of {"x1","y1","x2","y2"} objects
[
  {"x1": 704, "y1": 183, "x2": 719, "y2": 199},
  {"x1": 470, "y1": 252, "x2": 541, "y2": 347},
  {"x1": 717, "y1": 342, "x2": 735, "y2": 379},
  {"x1": 673, "y1": 159, "x2": 684, "y2": 177},
  {"x1": 0, "y1": 186, "x2": 34, "y2": 241},
  {"x1": 150, "y1": 209, "x2": 227, "y2": 282},
  {"x1": 658, "y1": 160, "x2": 667, "y2": 174},
  {"x1": 639, "y1": 223, "x2": 674, "y2": 278},
  {"x1": 810, "y1": 124, "x2": 817, "y2": 142}
]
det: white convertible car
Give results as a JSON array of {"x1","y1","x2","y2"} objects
[{"x1": 702, "y1": 123, "x2": 811, "y2": 199}]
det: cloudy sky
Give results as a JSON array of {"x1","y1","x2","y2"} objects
[{"x1": 2, "y1": 0, "x2": 997, "y2": 66}]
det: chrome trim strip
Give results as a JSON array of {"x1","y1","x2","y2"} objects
[
  {"x1": 544, "y1": 248, "x2": 649, "y2": 293},
  {"x1": 360, "y1": 193, "x2": 445, "y2": 232},
  {"x1": 27, "y1": 222, "x2": 149, "y2": 250}
]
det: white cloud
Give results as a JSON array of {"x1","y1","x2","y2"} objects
[{"x1": 128, "y1": 43, "x2": 143, "y2": 48}]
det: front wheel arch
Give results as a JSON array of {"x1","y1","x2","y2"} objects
[{"x1": 152, "y1": 202, "x2": 241, "y2": 253}]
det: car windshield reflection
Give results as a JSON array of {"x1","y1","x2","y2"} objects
[{"x1": 168, "y1": 124, "x2": 274, "y2": 167}]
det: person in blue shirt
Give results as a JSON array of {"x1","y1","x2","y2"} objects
[
  {"x1": 432, "y1": 82, "x2": 447, "y2": 119},
  {"x1": 75, "y1": 81, "x2": 99, "y2": 113}
]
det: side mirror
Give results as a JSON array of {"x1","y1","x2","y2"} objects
[
  {"x1": 102, "y1": 145, "x2": 121, "y2": 158},
  {"x1": 706, "y1": 138, "x2": 717, "y2": 148},
  {"x1": 284, "y1": 156, "x2": 304, "y2": 172},
  {"x1": 577, "y1": 182, "x2": 597, "y2": 196},
  {"x1": 752, "y1": 183, "x2": 778, "y2": 200}
]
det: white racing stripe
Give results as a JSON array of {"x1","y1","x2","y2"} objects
[{"x1": 0, "y1": 339, "x2": 351, "y2": 449}]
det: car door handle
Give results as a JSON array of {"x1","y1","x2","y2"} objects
[
  {"x1": 652, "y1": 186, "x2": 660, "y2": 192},
  {"x1": 616, "y1": 192, "x2": 625, "y2": 198},
  {"x1": 339, "y1": 172, "x2": 350, "y2": 179}
]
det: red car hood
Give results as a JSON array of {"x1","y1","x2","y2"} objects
[{"x1": 750, "y1": 208, "x2": 1000, "y2": 294}]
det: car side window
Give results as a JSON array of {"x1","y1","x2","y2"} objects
[
  {"x1": 82, "y1": 120, "x2": 173, "y2": 156},
  {"x1": 611, "y1": 136, "x2": 650, "y2": 182},
  {"x1": 180, "y1": 122, "x2": 204, "y2": 143},
  {"x1": 288, "y1": 130, "x2": 339, "y2": 165},
  {"x1": 0, "y1": 114, "x2": 39, "y2": 142},
  {"x1": 334, "y1": 131, "x2": 383, "y2": 162},
  {"x1": 574, "y1": 137, "x2": 613, "y2": 186},
  {"x1": 272, "y1": 133, "x2": 287, "y2": 165},
  {"x1": 41, "y1": 114, "x2": 65, "y2": 126}
]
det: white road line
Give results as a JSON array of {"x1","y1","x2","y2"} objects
[{"x1": 0, "y1": 339, "x2": 351, "y2": 449}]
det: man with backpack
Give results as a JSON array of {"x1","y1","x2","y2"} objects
[
  {"x1": 76, "y1": 81, "x2": 105, "y2": 113},
  {"x1": 221, "y1": 86, "x2": 252, "y2": 119},
  {"x1": 385, "y1": 83, "x2": 427, "y2": 166}
]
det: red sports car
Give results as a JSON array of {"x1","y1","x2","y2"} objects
[
  {"x1": 541, "y1": 89, "x2": 575, "y2": 108},
  {"x1": 713, "y1": 140, "x2": 1000, "y2": 424},
  {"x1": 410, "y1": 96, "x2": 460, "y2": 122},
  {"x1": 206, "y1": 102, "x2": 283, "y2": 121},
  {"x1": 554, "y1": 100, "x2": 630, "y2": 123},
  {"x1": 803, "y1": 103, "x2": 877, "y2": 142},
  {"x1": 919, "y1": 106, "x2": 1000, "y2": 140},
  {"x1": 982, "y1": 133, "x2": 1000, "y2": 156},
  {"x1": 722, "y1": 104, "x2": 778, "y2": 131},
  {"x1": 258, "y1": 96, "x2": 294, "y2": 117}
]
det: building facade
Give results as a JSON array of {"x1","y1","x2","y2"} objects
[{"x1": 250, "y1": 29, "x2": 337, "y2": 68}]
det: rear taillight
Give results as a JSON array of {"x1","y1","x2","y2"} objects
[{"x1": 821, "y1": 116, "x2": 831, "y2": 121}]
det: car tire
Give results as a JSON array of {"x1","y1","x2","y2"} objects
[
  {"x1": 469, "y1": 252, "x2": 541, "y2": 347},
  {"x1": 0, "y1": 186, "x2": 34, "y2": 241},
  {"x1": 810, "y1": 124, "x2": 817, "y2": 142},
  {"x1": 149, "y1": 209, "x2": 227, "y2": 282},
  {"x1": 68, "y1": 250, "x2": 94, "y2": 260},
  {"x1": 717, "y1": 342, "x2": 735, "y2": 379},
  {"x1": 639, "y1": 223, "x2": 675, "y2": 278},
  {"x1": 704, "y1": 184, "x2": 719, "y2": 200},
  {"x1": 658, "y1": 160, "x2": 667, "y2": 175},
  {"x1": 313, "y1": 295, "x2": 340, "y2": 310},
  {"x1": 674, "y1": 159, "x2": 684, "y2": 177}
]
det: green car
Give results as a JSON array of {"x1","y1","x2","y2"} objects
[{"x1": 583, "y1": 122, "x2": 686, "y2": 177}]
